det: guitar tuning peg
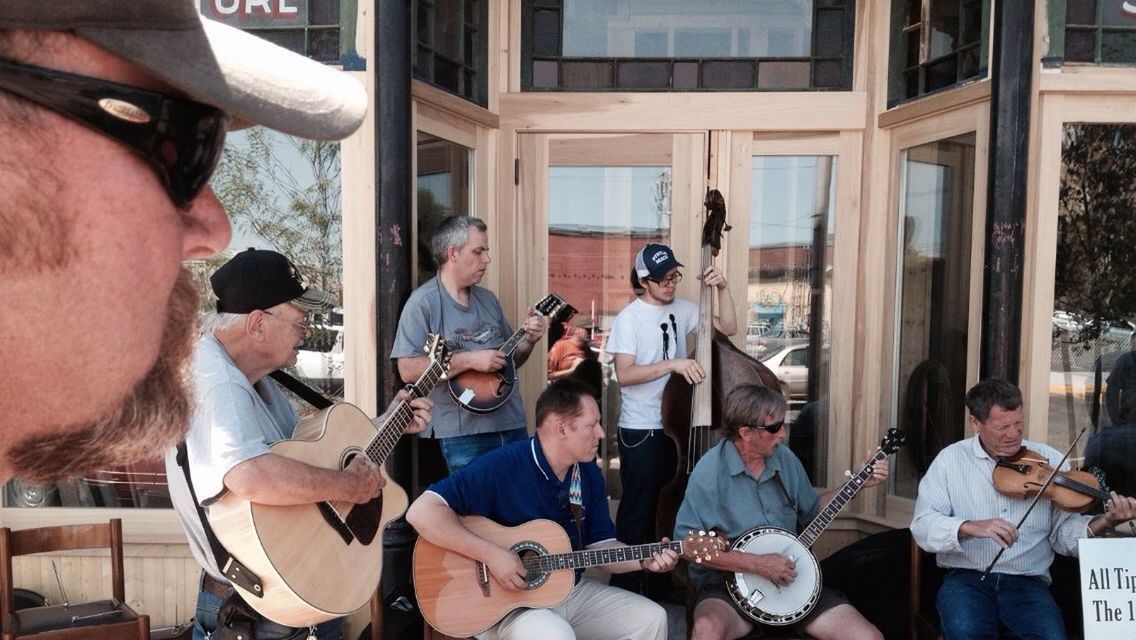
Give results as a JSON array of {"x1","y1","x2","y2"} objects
[{"x1": 844, "y1": 470, "x2": 852, "y2": 478}]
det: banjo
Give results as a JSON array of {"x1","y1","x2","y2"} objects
[{"x1": 725, "y1": 428, "x2": 905, "y2": 625}]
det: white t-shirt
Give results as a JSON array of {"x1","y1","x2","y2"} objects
[{"x1": 605, "y1": 297, "x2": 700, "y2": 429}]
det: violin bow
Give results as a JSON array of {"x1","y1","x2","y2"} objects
[{"x1": 981, "y1": 428, "x2": 1088, "y2": 580}]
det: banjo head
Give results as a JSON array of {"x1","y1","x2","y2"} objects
[{"x1": 726, "y1": 527, "x2": 822, "y2": 626}]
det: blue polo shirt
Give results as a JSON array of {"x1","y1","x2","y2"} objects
[
  {"x1": 674, "y1": 439, "x2": 818, "y2": 590},
  {"x1": 426, "y1": 437, "x2": 617, "y2": 553}
]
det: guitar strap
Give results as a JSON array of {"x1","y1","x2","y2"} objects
[
  {"x1": 568, "y1": 463, "x2": 584, "y2": 551},
  {"x1": 174, "y1": 370, "x2": 332, "y2": 597}
]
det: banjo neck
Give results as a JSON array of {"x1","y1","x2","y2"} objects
[{"x1": 797, "y1": 448, "x2": 888, "y2": 548}]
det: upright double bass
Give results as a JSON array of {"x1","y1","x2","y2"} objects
[{"x1": 655, "y1": 189, "x2": 781, "y2": 539}]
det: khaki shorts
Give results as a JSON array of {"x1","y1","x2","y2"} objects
[{"x1": 694, "y1": 581, "x2": 850, "y2": 637}]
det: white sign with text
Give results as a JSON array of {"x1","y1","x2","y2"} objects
[{"x1": 1080, "y1": 538, "x2": 1136, "y2": 639}]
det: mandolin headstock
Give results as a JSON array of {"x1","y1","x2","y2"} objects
[{"x1": 682, "y1": 530, "x2": 728, "y2": 564}]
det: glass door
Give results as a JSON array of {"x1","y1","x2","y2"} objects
[{"x1": 521, "y1": 132, "x2": 708, "y2": 496}]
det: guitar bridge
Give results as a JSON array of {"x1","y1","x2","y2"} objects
[{"x1": 475, "y1": 561, "x2": 491, "y2": 597}]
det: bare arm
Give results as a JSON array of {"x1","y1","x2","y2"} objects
[
  {"x1": 512, "y1": 307, "x2": 548, "y2": 369},
  {"x1": 406, "y1": 493, "x2": 529, "y2": 591},
  {"x1": 692, "y1": 549, "x2": 798, "y2": 587},
  {"x1": 703, "y1": 265, "x2": 737, "y2": 336},
  {"x1": 223, "y1": 453, "x2": 383, "y2": 506},
  {"x1": 613, "y1": 352, "x2": 706, "y2": 387},
  {"x1": 398, "y1": 350, "x2": 506, "y2": 382}
]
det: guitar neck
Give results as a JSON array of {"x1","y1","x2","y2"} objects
[
  {"x1": 366, "y1": 358, "x2": 447, "y2": 465},
  {"x1": 797, "y1": 449, "x2": 887, "y2": 548},
  {"x1": 524, "y1": 540, "x2": 684, "y2": 573}
]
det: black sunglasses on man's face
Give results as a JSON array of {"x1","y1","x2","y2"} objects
[{"x1": 0, "y1": 57, "x2": 229, "y2": 209}]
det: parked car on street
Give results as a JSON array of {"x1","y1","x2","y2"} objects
[
  {"x1": 762, "y1": 344, "x2": 809, "y2": 402},
  {"x1": 291, "y1": 310, "x2": 344, "y2": 398}
]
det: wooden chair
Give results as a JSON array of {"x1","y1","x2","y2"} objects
[
  {"x1": 0, "y1": 519, "x2": 149, "y2": 640},
  {"x1": 909, "y1": 536, "x2": 944, "y2": 640}
]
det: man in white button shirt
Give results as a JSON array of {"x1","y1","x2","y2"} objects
[{"x1": 912, "y1": 378, "x2": 1136, "y2": 639}]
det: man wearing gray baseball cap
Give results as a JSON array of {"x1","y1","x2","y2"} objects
[{"x1": 0, "y1": 1, "x2": 369, "y2": 485}]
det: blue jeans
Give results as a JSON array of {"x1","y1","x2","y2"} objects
[
  {"x1": 937, "y1": 569, "x2": 1067, "y2": 640},
  {"x1": 439, "y1": 427, "x2": 528, "y2": 473},
  {"x1": 193, "y1": 585, "x2": 342, "y2": 640}
]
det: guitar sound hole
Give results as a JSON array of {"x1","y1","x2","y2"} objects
[{"x1": 515, "y1": 547, "x2": 548, "y2": 588}]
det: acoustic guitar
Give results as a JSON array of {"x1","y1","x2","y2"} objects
[
  {"x1": 205, "y1": 336, "x2": 451, "y2": 627},
  {"x1": 448, "y1": 293, "x2": 576, "y2": 413},
  {"x1": 413, "y1": 515, "x2": 726, "y2": 637},
  {"x1": 725, "y1": 428, "x2": 905, "y2": 625}
]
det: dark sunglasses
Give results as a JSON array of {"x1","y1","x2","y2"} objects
[
  {"x1": 0, "y1": 57, "x2": 229, "y2": 209},
  {"x1": 750, "y1": 420, "x2": 785, "y2": 434}
]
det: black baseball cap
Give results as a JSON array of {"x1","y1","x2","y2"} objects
[{"x1": 211, "y1": 248, "x2": 334, "y2": 314}]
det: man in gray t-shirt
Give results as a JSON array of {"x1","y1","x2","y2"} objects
[
  {"x1": 165, "y1": 249, "x2": 432, "y2": 639},
  {"x1": 392, "y1": 215, "x2": 547, "y2": 472}
]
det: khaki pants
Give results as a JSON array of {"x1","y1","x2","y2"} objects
[{"x1": 476, "y1": 577, "x2": 667, "y2": 640}]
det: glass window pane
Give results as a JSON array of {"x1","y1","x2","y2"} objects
[
  {"x1": 560, "y1": 0, "x2": 814, "y2": 58},
  {"x1": 758, "y1": 60, "x2": 811, "y2": 89},
  {"x1": 1053, "y1": 124, "x2": 1136, "y2": 497},
  {"x1": 814, "y1": 9, "x2": 845, "y2": 57},
  {"x1": 924, "y1": 53, "x2": 959, "y2": 92},
  {"x1": 308, "y1": 27, "x2": 340, "y2": 62},
  {"x1": 434, "y1": 56, "x2": 462, "y2": 92},
  {"x1": 417, "y1": 133, "x2": 472, "y2": 285},
  {"x1": 533, "y1": 59, "x2": 560, "y2": 87},
  {"x1": 434, "y1": 0, "x2": 463, "y2": 60},
  {"x1": 1066, "y1": 0, "x2": 1096, "y2": 25},
  {"x1": 1101, "y1": 31, "x2": 1136, "y2": 64},
  {"x1": 547, "y1": 164, "x2": 673, "y2": 497},
  {"x1": 310, "y1": 0, "x2": 340, "y2": 25},
  {"x1": 534, "y1": 9, "x2": 562, "y2": 57},
  {"x1": 702, "y1": 60, "x2": 755, "y2": 89},
  {"x1": 960, "y1": 0, "x2": 983, "y2": 44},
  {"x1": 893, "y1": 133, "x2": 976, "y2": 499},
  {"x1": 748, "y1": 156, "x2": 838, "y2": 485},
  {"x1": 618, "y1": 61, "x2": 671, "y2": 89},
  {"x1": 928, "y1": 0, "x2": 960, "y2": 59},
  {"x1": 673, "y1": 61, "x2": 700, "y2": 89},
  {"x1": 562, "y1": 61, "x2": 614, "y2": 89},
  {"x1": 1065, "y1": 29, "x2": 1096, "y2": 62},
  {"x1": 814, "y1": 60, "x2": 843, "y2": 87}
]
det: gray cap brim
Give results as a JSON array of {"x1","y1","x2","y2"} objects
[
  {"x1": 77, "y1": 15, "x2": 367, "y2": 140},
  {"x1": 293, "y1": 287, "x2": 336, "y2": 312}
]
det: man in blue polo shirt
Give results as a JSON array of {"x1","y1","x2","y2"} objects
[{"x1": 406, "y1": 378, "x2": 677, "y2": 640}]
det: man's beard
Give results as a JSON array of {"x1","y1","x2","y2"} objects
[{"x1": 8, "y1": 269, "x2": 199, "y2": 483}]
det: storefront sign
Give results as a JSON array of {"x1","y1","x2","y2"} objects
[
  {"x1": 199, "y1": 0, "x2": 308, "y2": 28},
  {"x1": 1080, "y1": 538, "x2": 1136, "y2": 639}
]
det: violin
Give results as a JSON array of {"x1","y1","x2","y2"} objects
[{"x1": 992, "y1": 447, "x2": 1110, "y2": 513}]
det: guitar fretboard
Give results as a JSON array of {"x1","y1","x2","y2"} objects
[
  {"x1": 364, "y1": 356, "x2": 447, "y2": 466},
  {"x1": 521, "y1": 541, "x2": 685, "y2": 573},
  {"x1": 797, "y1": 449, "x2": 887, "y2": 548}
]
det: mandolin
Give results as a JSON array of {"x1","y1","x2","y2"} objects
[{"x1": 448, "y1": 293, "x2": 576, "y2": 413}]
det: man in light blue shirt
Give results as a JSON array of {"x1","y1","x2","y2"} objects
[
  {"x1": 912, "y1": 378, "x2": 1136, "y2": 639},
  {"x1": 675, "y1": 384, "x2": 887, "y2": 640}
]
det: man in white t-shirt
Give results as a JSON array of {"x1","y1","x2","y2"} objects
[{"x1": 605, "y1": 243, "x2": 737, "y2": 596}]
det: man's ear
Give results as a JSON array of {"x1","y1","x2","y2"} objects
[{"x1": 246, "y1": 311, "x2": 266, "y2": 341}]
